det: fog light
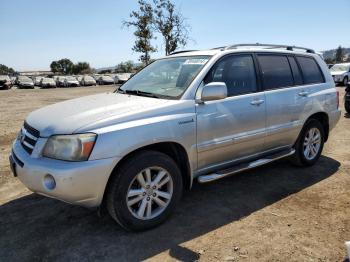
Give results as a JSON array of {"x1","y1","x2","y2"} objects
[{"x1": 43, "y1": 174, "x2": 56, "y2": 190}]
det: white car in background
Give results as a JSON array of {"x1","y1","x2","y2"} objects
[
  {"x1": 40, "y1": 77, "x2": 56, "y2": 88},
  {"x1": 330, "y1": 63, "x2": 350, "y2": 86},
  {"x1": 33, "y1": 77, "x2": 43, "y2": 86},
  {"x1": 56, "y1": 76, "x2": 66, "y2": 87},
  {"x1": 81, "y1": 75, "x2": 96, "y2": 86},
  {"x1": 114, "y1": 73, "x2": 132, "y2": 84},
  {"x1": 64, "y1": 76, "x2": 80, "y2": 87}
]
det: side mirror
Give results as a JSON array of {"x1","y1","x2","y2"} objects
[{"x1": 199, "y1": 82, "x2": 227, "y2": 102}]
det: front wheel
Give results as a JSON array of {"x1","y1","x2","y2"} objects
[
  {"x1": 343, "y1": 76, "x2": 348, "y2": 86},
  {"x1": 290, "y1": 119, "x2": 324, "y2": 166},
  {"x1": 106, "y1": 150, "x2": 183, "y2": 231}
]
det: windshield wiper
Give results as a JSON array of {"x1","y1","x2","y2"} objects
[{"x1": 117, "y1": 89, "x2": 167, "y2": 99}]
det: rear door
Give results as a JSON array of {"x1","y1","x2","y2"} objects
[
  {"x1": 196, "y1": 54, "x2": 266, "y2": 171},
  {"x1": 257, "y1": 54, "x2": 312, "y2": 150}
]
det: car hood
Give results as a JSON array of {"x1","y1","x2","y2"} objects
[
  {"x1": 330, "y1": 71, "x2": 346, "y2": 76},
  {"x1": 26, "y1": 92, "x2": 180, "y2": 137}
]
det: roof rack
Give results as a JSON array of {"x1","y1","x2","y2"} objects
[
  {"x1": 169, "y1": 50, "x2": 198, "y2": 55},
  {"x1": 224, "y1": 43, "x2": 315, "y2": 53}
]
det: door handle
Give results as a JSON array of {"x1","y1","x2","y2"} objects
[
  {"x1": 250, "y1": 99, "x2": 264, "y2": 106},
  {"x1": 298, "y1": 91, "x2": 309, "y2": 97}
]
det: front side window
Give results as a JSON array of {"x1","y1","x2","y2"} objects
[
  {"x1": 258, "y1": 55, "x2": 293, "y2": 89},
  {"x1": 296, "y1": 56, "x2": 324, "y2": 84},
  {"x1": 205, "y1": 55, "x2": 257, "y2": 96},
  {"x1": 119, "y1": 56, "x2": 210, "y2": 98}
]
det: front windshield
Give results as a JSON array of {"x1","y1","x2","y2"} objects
[
  {"x1": 119, "y1": 56, "x2": 211, "y2": 98},
  {"x1": 18, "y1": 76, "x2": 31, "y2": 81},
  {"x1": 84, "y1": 76, "x2": 94, "y2": 81},
  {"x1": 330, "y1": 64, "x2": 350, "y2": 72},
  {"x1": 66, "y1": 76, "x2": 77, "y2": 81},
  {"x1": 102, "y1": 76, "x2": 113, "y2": 80}
]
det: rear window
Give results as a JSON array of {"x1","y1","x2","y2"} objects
[
  {"x1": 258, "y1": 55, "x2": 293, "y2": 89},
  {"x1": 296, "y1": 56, "x2": 324, "y2": 84}
]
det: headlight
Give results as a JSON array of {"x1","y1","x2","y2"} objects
[{"x1": 42, "y1": 133, "x2": 97, "y2": 161}]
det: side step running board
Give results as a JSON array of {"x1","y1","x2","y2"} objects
[{"x1": 197, "y1": 149, "x2": 295, "y2": 184}]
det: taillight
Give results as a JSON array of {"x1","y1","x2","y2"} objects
[{"x1": 336, "y1": 90, "x2": 339, "y2": 109}]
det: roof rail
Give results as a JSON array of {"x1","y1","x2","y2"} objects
[
  {"x1": 169, "y1": 50, "x2": 198, "y2": 55},
  {"x1": 224, "y1": 43, "x2": 315, "y2": 53}
]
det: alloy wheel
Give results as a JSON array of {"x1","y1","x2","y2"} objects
[
  {"x1": 126, "y1": 167, "x2": 173, "y2": 220},
  {"x1": 303, "y1": 127, "x2": 321, "y2": 160}
]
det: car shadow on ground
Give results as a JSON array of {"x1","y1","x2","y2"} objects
[{"x1": 0, "y1": 156, "x2": 340, "y2": 261}]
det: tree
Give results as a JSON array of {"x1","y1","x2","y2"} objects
[
  {"x1": 0, "y1": 64, "x2": 15, "y2": 75},
  {"x1": 153, "y1": 0, "x2": 189, "y2": 55},
  {"x1": 335, "y1": 45, "x2": 344, "y2": 62},
  {"x1": 123, "y1": 0, "x2": 156, "y2": 65},
  {"x1": 73, "y1": 62, "x2": 92, "y2": 74},
  {"x1": 50, "y1": 59, "x2": 74, "y2": 75},
  {"x1": 115, "y1": 60, "x2": 134, "y2": 73}
]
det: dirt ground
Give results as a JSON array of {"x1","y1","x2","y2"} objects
[{"x1": 0, "y1": 85, "x2": 349, "y2": 261}]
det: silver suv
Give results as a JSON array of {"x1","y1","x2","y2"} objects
[{"x1": 9, "y1": 44, "x2": 341, "y2": 231}]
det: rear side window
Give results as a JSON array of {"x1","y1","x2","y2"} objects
[
  {"x1": 258, "y1": 55, "x2": 293, "y2": 89},
  {"x1": 296, "y1": 56, "x2": 324, "y2": 84},
  {"x1": 288, "y1": 56, "x2": 303, "y2": 85}
]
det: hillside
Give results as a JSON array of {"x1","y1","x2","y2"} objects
[{"x1": 322, "y1": 47, "x2": 350, "y2": 60}]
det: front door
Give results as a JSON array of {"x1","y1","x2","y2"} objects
[{"x1": 196, "y1": 54, "x2": 266, "y2": 171}]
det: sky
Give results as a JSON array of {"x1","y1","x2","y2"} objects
[{"x1": 1, "y1": 0, "x2": 349, "y2": 71}]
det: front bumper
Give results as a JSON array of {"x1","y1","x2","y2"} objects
[{"x1": 10, "y1": 138, "x2": 120, "y2": 207}]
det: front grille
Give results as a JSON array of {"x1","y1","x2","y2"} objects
[{"x1": 20, "y1": 122, "x2": 40, "y2": 154}]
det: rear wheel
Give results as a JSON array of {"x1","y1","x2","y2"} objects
[
  {"x1": 290, "y1": 119, "x2": 324, "y2": 166},
  {"x1": 106, "y1": 150, "x2": 183, "y2": 231}
]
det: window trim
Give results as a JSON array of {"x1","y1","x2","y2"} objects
[{"x1": 203, "y1": 52, "x2": 262, "y2": 97}]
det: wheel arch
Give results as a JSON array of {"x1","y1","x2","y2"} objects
[
  {"x1": 101, "y1": 141, "x2": 192, "y2": 207},
  {"x1": 305, "y1": 112, "x2": 329, "y2": 142}
]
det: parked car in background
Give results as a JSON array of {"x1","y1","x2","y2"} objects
[
  {"x1": 33, "y1": 77, "x2": 43, "y2": 86},
  {"x1": 9, "y1": 44, "x2": 341, "y2": 231},
  {"x1": 81, "y1": 75, "x2": 96, "y2": 86},
  {"x1": 0, "y1": 75, "x2": 13, "y2": 89},
  {"x1": 76, "y1": 75, "x2": 83, "y2": 83},
  {"x1": 16, "y1": 76, "x2": 34, "y2": 89},
  {"x1": 64, "y1": 76, "x2": 80, "y2": 87},
  {"x1": 92, "y1": 74, "x2": 101, "y2": 81},
  {"x1": 114, "y1": 73, "x2": 132, "y2": 84},
  {"x1": 10, "y1": 76, "x2": 16, "y2": 85},
  {"x1": 40, "y1": 77, "x2": 56, "y2": 88},
  {"x1": 56, "y1": 76, "x2": 66, "y2": 87},
  {"x1": 97, "y1": 75, "x2": 114, "y2": 85},
  {"x1": 330, "y1": 62, "x2": 350, "y2": 86}
]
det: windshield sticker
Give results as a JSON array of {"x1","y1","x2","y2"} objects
[{"x1": 184, "y1": 58, "x2": 208, "y2": 65}]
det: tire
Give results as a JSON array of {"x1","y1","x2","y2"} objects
[
  {"x1": 343, "y1": 76, "x2": 348, "y2": 86},
  {"x1": 345, "y1": 100, "x2": 350, "y2": 114},
  {"x1": 290, "y1": 119, "x2": 324, "y2": 167},
  {"x1": 106, "y1": 150, "x2": 183, "y2": 231}
]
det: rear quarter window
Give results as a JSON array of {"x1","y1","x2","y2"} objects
[{"x1": 296, "y1": 56, "x2": 324, "y2": 84}]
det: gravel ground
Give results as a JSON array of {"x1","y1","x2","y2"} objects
[{"x1": 0, "y1": 85, "x2": 349, "y2": 261}]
